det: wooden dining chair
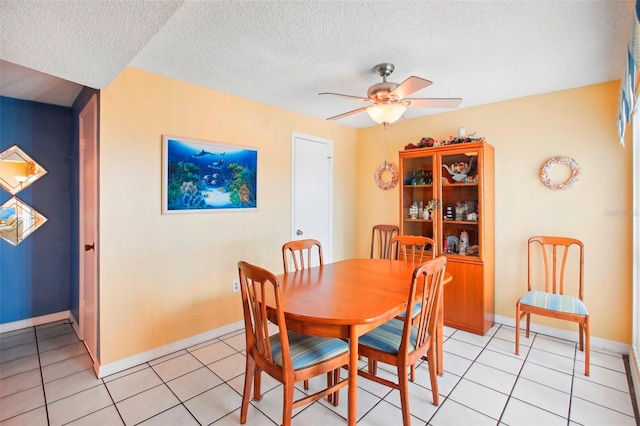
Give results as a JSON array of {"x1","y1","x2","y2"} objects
[
  {"x1": 282, "y1": 239, "x2": 324, "y2": 273},
  {"x1": 388, "y1": 234, "x2": 438, "y2": 380},
  {"x1": 515, "y1": 236, "x2": 590, "y2": 375},
  {"x1": 391, "y1": 234, "x2": 435, "y2": 264},
  {"x1": 358, "y1": 256, "x2": 447, "y2": 426},
  {"x1": 370, "y1": 224, "x2": 399, "y2": 259},
  {"x1": 281, "y1": 238, "x2": 326, "y2": 389},
  {"x1": 391, "y1": 235, "x2": 435, "y2": 320},
  {"x1": 238, "y1": 261, "x2": 349, "y2": 425}
]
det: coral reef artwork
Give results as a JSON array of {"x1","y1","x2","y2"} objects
[{"x1": 162, "y1": 136, "x2": 257, "y2": 213}]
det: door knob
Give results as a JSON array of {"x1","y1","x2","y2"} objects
[
  {"x1": 296, "y1": 230, "x2": 303, "y2": 236},
  {"x1": 84, "y1": 243, "x2": 95, "y2": 251}
]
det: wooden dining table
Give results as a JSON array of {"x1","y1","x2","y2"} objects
[{"x1": 270, "y1": 258, "x2": 451, "y2": 426}]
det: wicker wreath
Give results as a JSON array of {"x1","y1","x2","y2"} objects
[
  {"x1": 539, "y1": 156, "x2": 581, "y2": 191},
  {"x1": 374, "y1": 161, "x2": 398, "y2": 190}
]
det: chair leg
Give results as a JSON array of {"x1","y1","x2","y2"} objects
[
  {"x1": 368, "y1": 358, "x2": 377, "y2": 375},
  {"x1": 304, "y1": 379, "x2": 309, "y2": 390},
  {"x1": 397, "y1": 362, "x2": 412, "y2": 426},
  {"x1": 241, "y1": 356, "x2": 256, "y2": 424},
  {"x1": 584, "y1": 318, "x2": 591, "y2": 376},
  {"x1": 332, "y1": 369, "x2": 340, "y2": 406},
  {"x1": 515, "y1": 304, "x2": 520, "y2": 355},
  {"x1": 253, "y1": 367, "x2": 263, "y2": 401},
  {"x1": 427, "y1": 344, "x2": 439, "y2": 406},
  {"x1": 282, "y1": 382, "x2": 295, "y2": 426},
  {"x1": 578, "y1": 324, "x2": 584, "y2": 351},
  {"x1": 525, "y1": 313, "x2": 531, "y2": 338},
  {"x1": 410, "y1": 363, "x2": 416, "y2": 382}
]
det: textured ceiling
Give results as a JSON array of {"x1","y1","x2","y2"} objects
[{"x1": 0, "y1": 0, "x2": 634, "y2": 129}]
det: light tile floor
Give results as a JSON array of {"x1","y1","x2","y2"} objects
[{"x1": 0, "y1": 320, "x2": 637, "y2": 425}]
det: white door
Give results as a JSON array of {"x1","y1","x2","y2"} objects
[
  {"x1": 79, "y1": 95, "x2": 98, "y2": 368},
  {"x1": 291, "y1": 132, "x2": 333, "y2": 264}
]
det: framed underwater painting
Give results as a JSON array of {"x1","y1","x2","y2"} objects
[{"x1": 162, "y1": 135, "x2": 258, "y2": 214}]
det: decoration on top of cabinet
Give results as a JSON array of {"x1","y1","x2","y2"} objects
[
  {"x1": 539, "y1": 156, "x2": 581, "y2": 191},
  {"x1": 162, "y1": 135, "x2": 258, "y2": 213},
  {"x1": 374, "y1": 161, "x2": 398, "y2": 190},
  {"x1": 404, "y1": 133, "x2": 485, "y2": 150}
]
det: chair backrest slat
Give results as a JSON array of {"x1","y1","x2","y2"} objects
[
  {"x1": 528, "y1": 236, "x2": 584, "y2": 299},
  {"x1": 371, "y1": 225, "x2": 399, "y2": 259},
  {"x1": 238, "y1": 261, "x2": 293, "y2": 372},
  {"x1": 282, "y1": 239, "x2": 324, "y2": 273},
  {"x1": 400, "y1": 256, "x2": 446, "y2": 354},
  {"x1": 391, "y1": 235, "x2": 435, "y2": 264}
]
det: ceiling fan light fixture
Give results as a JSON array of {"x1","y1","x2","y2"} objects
[{"x1": 366, "y1": 103, "x2": 406, "y2": 124}]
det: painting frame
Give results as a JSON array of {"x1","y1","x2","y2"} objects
[{"x1": 162, "y1": 135, "x2": 258, "y2": 214}]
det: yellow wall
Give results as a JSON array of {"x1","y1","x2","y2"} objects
[
  {"x1": 356, "y1": 81, "x2": 634, "y2": 343},
  {"x1": 98, "y1": 68, "x2": 358, "y2": 364},
  {"x1": 98, "y1": 70, "x2": 632, "y2": 365}
]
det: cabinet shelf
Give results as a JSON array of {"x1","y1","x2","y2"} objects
[
  {"x1": 443, "y1": 220, "x2": 479, "y2": 225},
  {"x1": 442, "y1": 182, "x2": 478, "y2": 187},
  {"x1": 399, "y1": 141, "x2": 494, "y2": 335}
]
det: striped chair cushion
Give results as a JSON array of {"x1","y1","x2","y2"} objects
[
  {"x1": 270, "y1": 331, "x2": 348, "y2": 370},
  {"x1": 359, "y1": 318, "x2": 419, "y2": 354},
  {"x1": 519, "y1": 290, "x2": 588, "y2": 316},
  {"x1": 397, "y1": 302, "x2": 423, "y2": 319}
]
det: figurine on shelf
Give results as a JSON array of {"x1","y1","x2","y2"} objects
[
  {"x1": 459, "y1": 230, "x2": 469, "y2": 256},
  {"x1": 409, "y1": 202, "x2": 419, "y2": 219},
  {"x1": 442, "y1": 157, "x2": 475, "y2": 182}
]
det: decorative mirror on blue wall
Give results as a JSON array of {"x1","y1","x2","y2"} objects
[
  {"x1": 0, "y1": 197, "x2": 48, "y2": 246},
  {"x1": 0, "y1": 145, "x2": 48, "y2": 195}
]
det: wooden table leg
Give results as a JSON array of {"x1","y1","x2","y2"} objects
[{"x1": 348, "y1": 327, "x2": 358, "y2": 426}]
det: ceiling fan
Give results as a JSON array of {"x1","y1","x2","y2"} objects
[{"x1": 319, "y1": 63, "x2": 462, "y2": 124}]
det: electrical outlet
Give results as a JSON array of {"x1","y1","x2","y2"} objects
[{"x1": 232, "y1": 279, "x2": 240, "y2": 293}]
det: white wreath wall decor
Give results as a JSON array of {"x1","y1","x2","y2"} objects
[
  {"x1": 374, "y1": 161, "x2": 398, "y2": 190},
  {"x1": 539, "y1": 156, "x2": 581, "y2": 191}
]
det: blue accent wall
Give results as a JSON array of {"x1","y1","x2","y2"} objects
[{"x1": 0, "y1": 96, "x2": 73, "y2": 323}]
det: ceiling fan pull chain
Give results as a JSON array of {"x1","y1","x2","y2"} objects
[{"x1": 384, "y1": 122, "x2": 389, "y2": 162}]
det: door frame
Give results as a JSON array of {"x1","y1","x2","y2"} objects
[
  {"x1": 78, "y1": 94, "x2": 99, "y2": 369},
  {"x1": 290, "y1": 132, "x2": 333, "y2": 263}
]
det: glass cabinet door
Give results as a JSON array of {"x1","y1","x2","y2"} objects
[
  {"x1": 399, "y1": 154, "x2": 436, "y2": 255},
  {"x1": 438, "y1": 149, "x2": 481, "y2": 260}
]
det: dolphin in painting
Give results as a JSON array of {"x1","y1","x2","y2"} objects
[{"x1": 192, "y1": 149, "x2": 214, "y2": 158}]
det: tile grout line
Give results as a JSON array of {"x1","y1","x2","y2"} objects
[
  {"x1": 145, "y1": 364, "x2": 200, "y2": 425},
  {"x1": 566, "y1": 340, "x2": 578, "y2": 424},
  {"x1": 433, "y1": 326, "x2": 494, "y2": 423},
  {"x1": 489, "y1": 324, "x2": 524, "y2": 425},
  {"x1": 34, "y1": 325, "x2": 51, "y2": 426},
  {"x1": 504, "y1": 331, "x2": 577, "y2": 423},
  {"x1": 3, "y1": 321, "x2": 638, "y2": 425}
]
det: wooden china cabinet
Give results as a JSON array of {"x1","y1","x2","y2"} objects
[{"x1": 398, "y1": 141, "x2": 495, "y2": 335}]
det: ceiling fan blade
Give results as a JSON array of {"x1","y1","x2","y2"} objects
[
  {"x1": 389, "y1": 76, "x2": 432, "y2": 99},
  {"x1": 319, "y1": 92, "x2": 370, "y2": 102},
  {"x1": 405, "y1": 98, "x2": 462, "y2": 108},
  {"x1": 326, "y1": 106, "x2": 367, "y2": 120}
]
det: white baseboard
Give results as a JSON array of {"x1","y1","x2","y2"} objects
[
  {"x1": 0, "y1": 311, "x2": 71, "y2": 334},
  {"x1": 6, "y1": 312, "x2": 630, "y2": 383},
  {"x1": 69, "y1": 312, "x2": 79, "y2": 336},
  {"x1": 96, "y1": 321, "x2": 244, "y2": 378},
  {"x1": 630, "y1": 345, "x2": 640, "y2": 414},
  {"x1": 494, "y1": 314, "x2": 630, "y2": 355}
]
